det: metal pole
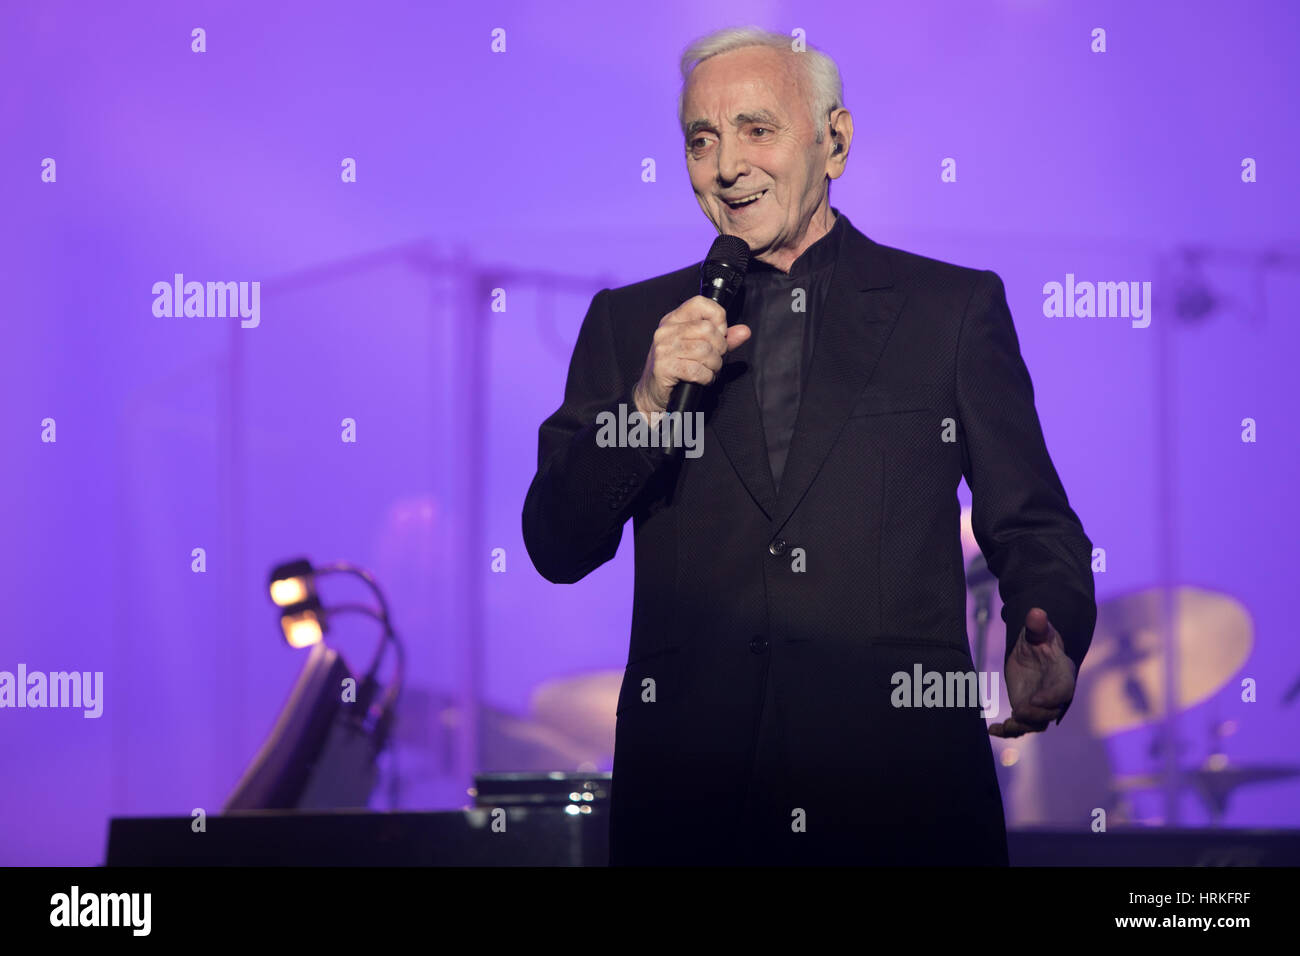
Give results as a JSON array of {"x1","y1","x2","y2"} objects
[{"x1": 1154, "y1": 254, "x2": 1181, "y2": 826}]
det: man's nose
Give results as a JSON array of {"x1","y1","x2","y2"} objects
[{"x1": 715, "y1": 133, "x2": 750, "y2": 184}]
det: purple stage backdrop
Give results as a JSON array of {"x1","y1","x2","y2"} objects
[{"x1": 3, "y1": 0, "x2": 1299, "y2": 865}]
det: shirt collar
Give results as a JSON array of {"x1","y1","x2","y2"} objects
[{"x1": 747, "y1": 208, "x2": 845, "y2": 279}]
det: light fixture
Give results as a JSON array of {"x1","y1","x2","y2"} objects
[
  {"x1": 269, "y1": 559, "x2": 314, "y2": 608},
  {"x1": 269, "y1": 559, "x2": 327, "y2": 647},
  {"x1": 224, "y1": 557, "x2": 406, "y2": 811},
  {"x1": 281, "y1": 610, "x2": 324, "y2": 649}
]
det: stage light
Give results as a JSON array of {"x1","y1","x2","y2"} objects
[
  {"x1": 226, "y1": 556, "x2": 407, "y2": 811},
  {"x1": 269, "y1": 558, "x2": 331, "y2": 648},
  {"x1": 271, "y1": 577, "x2": 308, "y2": 607},
  {"x1": 268, "y1": 555, "x2": 405, "y2": 725},
  {"x1": 269, "y1": 558, "x2": 317, "y2": 607},
  {"x1": 282, "y1": 609, "x2": 324, "y2": 648}
]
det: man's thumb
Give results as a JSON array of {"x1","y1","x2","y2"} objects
[
  {"x1": 1024, "y1": 607, "x2": 1051, "y2": 641},
  {"x1": 726, "y1": 324, "x2": 751, "y2": 350}
]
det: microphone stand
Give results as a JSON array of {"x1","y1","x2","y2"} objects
[{"x1": 967, "y1": 554, "x2": 996, "y2": 673}]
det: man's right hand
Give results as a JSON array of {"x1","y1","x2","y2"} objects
[{"x1": 633, "y1": 296, "x2": 752, "y2": 418}]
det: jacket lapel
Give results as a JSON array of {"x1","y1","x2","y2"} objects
[
  {"x1": 702, "y1": 216, "x2": 904, "y2": 521},
  {"x1": 769, "y1": 220, "x2": 905, "y2": 531},
  {"x1": 708, "y1": 290, "x2": 779, "y2": 516}
]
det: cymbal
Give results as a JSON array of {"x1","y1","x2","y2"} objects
[
  {"x1": 1113, "y1": 762, "x2": 1300, "y2": 821},
  {"x1": 529, "y1": 670, "x2": 621, "y2": 755},
  {"x1": 1114, "y1": 763, "x2": 1300, "y2": 794},
  {"x1": 1080, "y1": 587, "x2": 1251, "y2": 736},
  {"x1": 482, "y1": 709, "x2": 612, "y2": 770}
]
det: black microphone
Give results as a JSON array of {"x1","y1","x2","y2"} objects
[{"x1": 660, "y1": 234, "x2": 751, "y2": 456}]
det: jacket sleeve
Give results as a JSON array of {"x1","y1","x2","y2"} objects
[
  {"x1": 955, "y1": 269, "x2": 1097, "y2": 723},
  {"x1": 522, "y1": 288, "x2": 665, "y2": 584}
]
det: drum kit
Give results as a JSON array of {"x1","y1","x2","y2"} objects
[
  {"x1": 954, "y1": 508, "x2": 1297, "y2": 826},
  {"x1": 513, "y1": 509, "x2": 1293, "y2": 827},
  {"x1": 984, "y1": 583, "x2": 1271, "y2": 826}
]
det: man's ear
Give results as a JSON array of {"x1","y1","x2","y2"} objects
[{"x1": 825, "y1": 108, "x2": 854, "y2": 180}]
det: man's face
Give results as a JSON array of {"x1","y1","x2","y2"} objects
[{"x1": 682, "y1": 46, "x2": 832, "y2": 265}]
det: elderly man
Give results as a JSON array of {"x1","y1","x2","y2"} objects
[{"x1": 523, "y1": 26, "x2": 1096, "y2": 866}]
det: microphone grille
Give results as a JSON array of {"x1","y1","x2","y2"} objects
[{"x1": 702, "y1": 235, "x2": 751, "y2": 283}]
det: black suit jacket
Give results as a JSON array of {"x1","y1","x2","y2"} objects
[{"x1": 522, "y1": 212, "x2": 1096, "y2": 865}]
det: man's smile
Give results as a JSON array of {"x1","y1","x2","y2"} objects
[{"x1": 724, "y1": 188, "x2": 768, "y2": 210}]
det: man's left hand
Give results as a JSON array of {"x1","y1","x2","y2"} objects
[{"x1": 988, "y1": 607, "x2": 1077, "y2": 738}]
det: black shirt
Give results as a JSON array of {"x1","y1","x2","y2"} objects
[{"x1": 740, "y1": 209, "x2": 846, "y2": 491}]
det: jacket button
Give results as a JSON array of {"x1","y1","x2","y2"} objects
[
  {"x1": 749, "y1": 636, "x2": 769, "y2": 654},
  {"x1": 768, "y1": 538, "x2": 787, "y2": 555}
]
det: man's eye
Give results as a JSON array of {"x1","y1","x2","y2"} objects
[{"x1": 752, "y1": 127, "x2": 770, "y2": 137}]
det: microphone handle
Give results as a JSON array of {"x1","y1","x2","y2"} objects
[
  {"x1": 661, "y1": 289, "x2": 729, "y2": 456},
  {"x1": 665, "y1": 381, "x2": 700, "y2": 417},
  {"x1": 658, "y1": 381, "x2": 700, "y2": 458}
]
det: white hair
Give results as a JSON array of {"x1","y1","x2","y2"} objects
[{"x1": 678, "y1": 26, "x2": 845, "y2": 144}]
